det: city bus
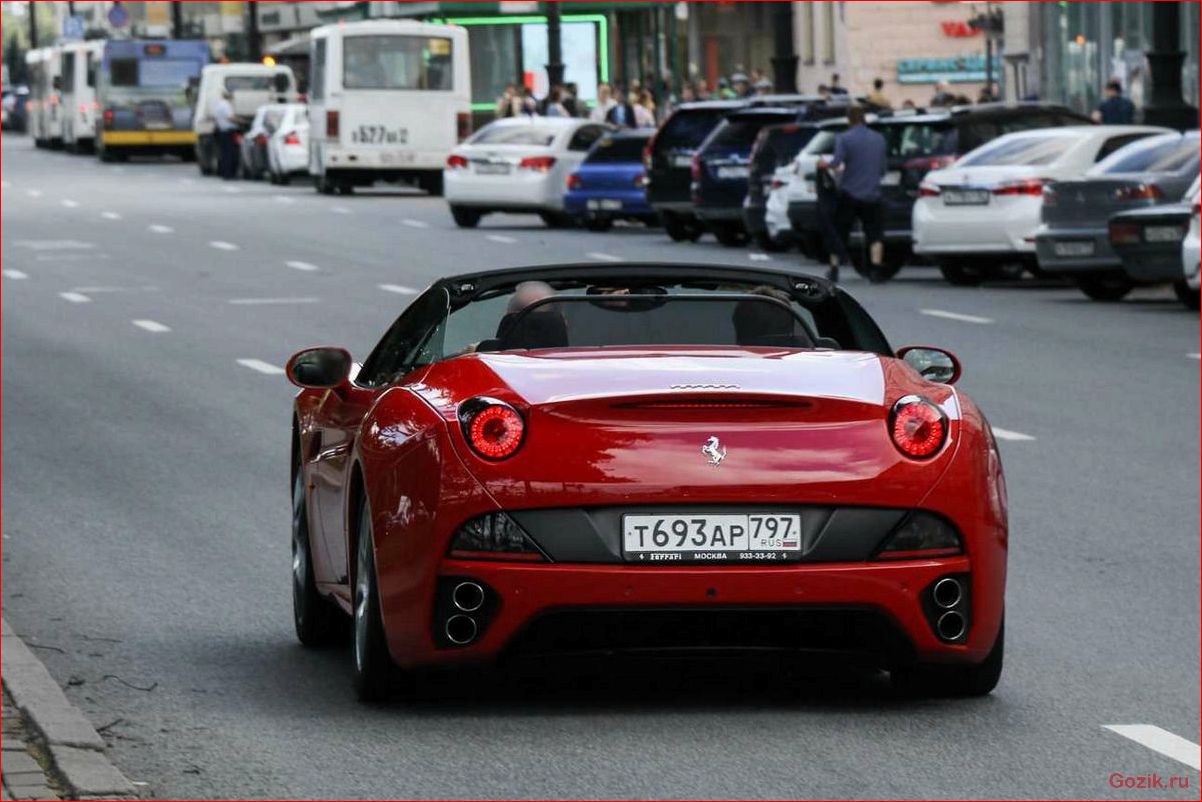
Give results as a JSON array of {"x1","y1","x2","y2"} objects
[
  {"x1": 95, "y1": 39, "x2": 210, "y2": 161},
  {"x1": 60, "y1": 40, "x2": 105, "y2": 153},
  {"x1": 25, "y1": 46, "x2": 63, "y2": 148},
  {"x1": 307, "y1": 20, "x2": 470, "y2": 195}
]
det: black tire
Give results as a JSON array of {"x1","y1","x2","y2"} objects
[
  {"x1": 585, "y1": 216, "x2": 613, "y2": 232},
  {"x1": 939, "y1": 260, "x2": 986, "y2": 287},
  {"x1": 1173, "y1": 279, "x2": 1200, "y2": 310},
  {"x1": 892, "y1": 620, "x2": 1004, "y2": 698},
  {"x1": 713, "y1": 222, "x2": 750, "y2": 247},
  {"x1": 352, "y1": 496, "x2": 396, "y2": 702},
  {"x1": 539, "y1": 210, "x2": 574, "y2": 229},
  {"x1": 664, "y1": 215, "x2": 702, "y2": 242},
  {"x1": 337, "y1": 183, "x2": 354, "y2": 196},
  {"x1": 450, "y1": 206, "x2": 482, "y2": 228},
  {"x1": 316, "y1": 174, "x2": 337, "y2": 195},
  {"x1": 292, "y1": 469, "x2": 340, "y2": 647},
  {"x1": 1076, "y1": 275, "x2": 1134, "y2": 302},
  {"x1": 854, "y1": 258, "x2": 904, "y2": 283}
]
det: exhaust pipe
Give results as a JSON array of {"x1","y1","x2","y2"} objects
[
  {"x1": 936, "y1": 611, "x2": 966, "y2": 641},
  {"x1": 932, "y1": 577, "x2": 962, "y2": 609},
  {"x1": 452, "y1": 581, "x2": 485, "y2": 613},
  {"x1": 445, "y1": 614, "x2": 478, "y2": 645}
]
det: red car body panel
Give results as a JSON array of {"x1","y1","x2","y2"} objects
[{"x1": 294, "y1": 342, "x2": 1007, "y2": 670}]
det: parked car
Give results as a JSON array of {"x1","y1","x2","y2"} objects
[
  {"x1": 745, "y1": 122, "x2": 820, "y2": 251},
  {"x1": 912, "y1": 125, "x2": 1164, "y2": 285},
  {"x1": 266, "y1": 103, "x2": 310, "y2": 185},
  {"x1": 1034, "y1": 129, "x2": 1196, "y2": 300},
  {"x1": 1183, "y1": 183, "x2": 1201, "y2": 308},
  {"x1": 444, "y1": 117, "x2": 613, "y2": 228},
  {"x1": 1, "y1": 85, "x2": 30, "y2": 132},
  {"x1": 1109, "y1": 177, "x2": 1201, "y2": 308},
  {"x1": 239, "y1": 103, "x2": 289, "y2": 180},
  {"x1": 564, "y1": 128, "x2": 657, "y2": 231},
  {"x1": 783, "y1": 118, "x2": 850, "y2": 258},
  {"x1": 644, "y1": 100, "x2": 748, "y2": 241}
]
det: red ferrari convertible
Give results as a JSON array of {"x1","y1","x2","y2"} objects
[{"x1": 287, "y1": 264, "x2": 1007, "y2": 700}]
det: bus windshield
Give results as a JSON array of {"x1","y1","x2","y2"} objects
[{"x1": 343, "y1": 35, "x2": 454, "y2": 91}]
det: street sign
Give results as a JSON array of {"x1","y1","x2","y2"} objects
[
  {"x1": 62, "y1": 15, "x2": 85, "y2": 41},
  {"x1": 108, "y1": 2, "x2": 129, "y2": 28}
]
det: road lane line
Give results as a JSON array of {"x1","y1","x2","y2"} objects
[
  {"x1": 59, "y1": 292, "x2": 92, "y2": 304},
  {"x1": 101, "y1": 211, "x2": 122, "y2": 220},
  {"x1": 228, "y1": 297, "x2": 319, "y2": 305},
  {"x1": 587, "y1": 252, "x2": 623, "y2": 262},
  {"x1": 60, "y1": 199, "x2": 80, "y2": 208},
  {"x1": 274, "y1": 195, "x2": 296, "y2": 204},
  {"x1": 237, "y1": 359, "x2": 285, "y2": 376},
  {"x1": 209, "y1": 240, "x2": 240, "y2": 251},
  {"x1": 992, "y1": 427, "x2": 1035, "y2": 442},
  {"x1": 221, "y1": 185, "x2": 242, "y2": 194},
  {"x1": 285, "y1": 260, "x2": 319, "y2": 272},
  {"x1": 148, "y1": 224, "x2": 174, "y2": 234},
  {"x1": 402, "y1": 219, "x2": 430, "y2": 229},
  {"x1": 2, "y1": 270, "x2": 29, "y2": 280},
  {"x1": 486, "y1": 234, "x2": 518, "y2": 244},
  {"x1": 131, "y1": 319, "x2": 171, "y2": 333},
  {"x1": 1104, "y1": 725, "x2": 1201, "y2": 771},
  {"x1": 25, "y1": 189, "x2": 42, "y2": 198},
  {"x1": 920, "y1": 309, "x2": 994, "y2": 325},
  {"x1": 331, "y1": 205, "x2": 352, "y2": 215},
  {"x1": 379, "y1": 284, "x2": 418, "y2": 295},
  {"x1": 1189, "y1": 353, "x2": 1200, "y2": 360}
]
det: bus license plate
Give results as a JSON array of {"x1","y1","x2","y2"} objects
[{"x1": 622, "y1": 514, "x2": 803, "y2": 563}]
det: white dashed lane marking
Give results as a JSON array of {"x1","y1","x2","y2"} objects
[
  {"x1": 59, "y1": 292, "x2": 92, "y2": 304},
  {"x1": 148, "y1": 224, "x2": 174, "y2": 234},
  {"x1": 61, "y1": 199, "x2": 80, "y2": 208},
  {"x1": 1189, "y1": 353, "x2": 1200, "y2": 360},
  {"x1": 379, "y1": 284, "x2": 418, "y2": 295},
  {"x1": 2, "y1": 269, "x2": 29, "y2": 280},
  {"x1": 101, "y1": 211, "x2": 122, "y2": 220},
  {"x1": 920, "y1": 309, "x2": 994, "y2": 325},
  {"x1": 221, "y1": 185, "x2": 242, "y2": 194},
  {"x1": 586, "y1": 252, "x2": 623, "y2": 262},
  {"x1": 486, "y1": 234, "x2": 518, "y2": 244},
  {"x1": 131, "y1": 319, "x2": 171, "y2": 333},
  {"x1": 285, "y1": 260, "x2": 319, "y2": 272},
  {"x1": 209, "y1": 240, "x2": 240, "y2": 251},
  {"x1": 25, "y1": 189, "x2": 43, "y2": 198},
  {"x1": 992, "y1": 427, "x2": 1036, "y2": 442},
  {"x1": 237, "y1": 359, "x2": 285, "y2": 376},
  {"x1": 1104, "y1": 725, "x2": 1201, "y2": 771},
  {"x1": 402, "y1": 219, "x2": 430, "y2": 229},
  {"x1": 331, "y1": 206, "x2": 352, "y2": 215},
  {"x1": 274, "y1": 195, "x2": 296, "y2": 204},
  {"x1": 228, "y1": 297, "x2": 319, "y2": 305}
]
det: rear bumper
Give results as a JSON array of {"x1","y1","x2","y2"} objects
[
  {"x1": 912, "y1": 197, "x2": 1040, "y2": 256},
  {"x1": 564, "y1": 189, "x2": 653, "y2": 217},
  {"x1": 1034, "y1": 228, "x2": 1120, "y2": 274},
  {"x1": 788, "y1": 200, "x2": 820, "y2": 234},
  {"x1": 694, "y1": 204, "x2": 744, "y2": 223},
  {"x1": 102, "y1": 130, "x2": 196, "y2": 146},
  {"x1": 321, "y1": 143, "x2": 444, "y2": 171},
  {"x1": 1116, "y1": 245, "x2": 1188, "y2": 282},
  {"x1": 417, "y1": 556, "x2": 996, "y2": 668},
  {"x1": 445, "y1": 170, "x2": 562, "y2": 210}
]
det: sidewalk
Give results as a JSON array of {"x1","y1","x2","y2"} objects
[{"x1": 1, "y1": 618, "x2": 137, "y2": 800}]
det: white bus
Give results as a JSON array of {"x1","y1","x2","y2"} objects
[
  {"x1": 25, "y1": 46, "x2": 63, "y2": 148},
  {"x1": 307, "y1": 20, "x2": 470, "y2": 195},
  {"x1": 60, "y1": 40, "x2": 105, "y2": 153}
]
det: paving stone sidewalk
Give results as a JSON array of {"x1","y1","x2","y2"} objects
[{"x1": 2, "y1": 690, "x2": 62, "y2": 801}]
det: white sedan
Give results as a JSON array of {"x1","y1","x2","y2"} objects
[
  {"x1": 1183, "y1": 178, "x2": 1201, "y2": 306},
  {"x1": 912, "y1": 125, "x2": 1167, "y2": 285},
  {"x1": 444, "y1": 117, "x2": 614, "y2": 228},
  {"x1": 266, "y1": 103, "x2": 309, "y2": 185}
]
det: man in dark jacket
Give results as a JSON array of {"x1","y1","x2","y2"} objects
[
  {"x1": 1092, "y1": 80, "x2": 1135, "y2": 124},
  {"x1": 818, "y1": 105, "x2": 888, "y2": 282}
]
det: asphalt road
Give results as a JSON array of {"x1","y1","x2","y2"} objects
[{"x1": 2, "y1": 135, "x2": 1199, "y2": 800}]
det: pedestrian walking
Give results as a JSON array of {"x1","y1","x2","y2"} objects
[
  {"x1": 817, "y1": 105, "x2": 888, "y2": 283},
  {"x1": 590, "y1": 82, "x2": 617, "y2": 122},
  {"x1": 1092, "y1": 79, "x2": 1135, "y2": 124},
  {"x1": 605, "y1": 92, "x2": 640, "y2": 128},
  {"x1": 212, "y1": 89, "x2": 239, "y2": 180}
]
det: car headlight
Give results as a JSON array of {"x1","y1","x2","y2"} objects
[
  {"x1": 449, "y1": 512, "x2": 545, "y2": 562},
  {"x1": 875, "y1": 511, "x2": 961, "y2": 560}
]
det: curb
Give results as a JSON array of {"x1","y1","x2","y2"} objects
[{"x1": 2, "y1": 618, "x2": 138, "y2": 799}]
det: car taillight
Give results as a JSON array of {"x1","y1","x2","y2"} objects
[
  {"x1": 103, "y1": 108, "x2": 114, "y2": 129},
  {"x1": 1115, "y1": 183, "x2": 1164, "y2": 202},
  {"x1": 889, "y1": 396, "x2": 948, "y2": 459},
  {"x1": 233, "y1": 132, "x2": 244, "y2": 145},
  {"x1": 1192, "y1": 199, "x2": 1201, "y2": 218},
  {"x1": 1109, "y1": 222, "x2": 1142, "y2": 245},
  {"x1": 917, "y1": 182, "x2": 941, "y2": 198},
  {"x1": 690, "y1": 153, "x2": 702, "y2": 181},
  {"x1": 633, "y1": 172, "x2": 648, "y2": 188},
  {"x1": 91, "y1": 100, "x2": 101, "y2": 111},
  {"x1": 458, "y1": 398, "x2": 525, "y2": 460},
  {"x1": 49, "y1": 94, "x2": 59, "y2": 106},
  {"x1": 254, "y1": 133, "x2": 268, "y2": 146},
  {"x1": 325, "y1": 109, "x2": 339, "y2": 139},
  {"x1": 642, "y1": 141, "x2": 654, "y2": 171},
  {"x1": 446, "y1": 154, "x2": 469, "y2": 170},
  {"x1": 448, "y1": 512, "x2": 544, "y2": 561},
  {"x1": 518, "y1": 155, "x2": 556, "y2": 172},
  {"x1": 770, "y1": 177, "x2": 786, "y2": 190},
  {"x1": 283, "y1": 131, "x2": 301, "y2": 146},
  {"x1": 457, "y1": 111, "x2": 471, "y2": 142},
  {"x1": 78, "y1": 103, "x2": 87, "y2": 114},
  {"x1": 566, "y1": 172, "x2": 583, "y2": 190},
  {"x1": 992, "y1": 178, "x2": 1047, "y2": 197}
]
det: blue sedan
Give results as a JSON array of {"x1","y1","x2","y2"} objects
[{"x1": 565, "y1": 129, "x2": 658, "y2": 231}]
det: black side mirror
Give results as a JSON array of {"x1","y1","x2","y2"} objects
[
  {"x1": 897, "y1": 346, "x2": 961, "y2": 385},
  {"x1": 286, "y1": 347, "x2": 352, "y2": 389}
]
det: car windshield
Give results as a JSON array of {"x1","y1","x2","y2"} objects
[
  {"x1": 471, "y1": 122, "x2": 561, "y2": 146},
  {"x1": 959, "y1": 133, "x2": 1075, "y2": 167},
  {"x1": 1095, "y1": 135, "x2": 1200, "y2": 175},
  {"x1": 586, "y1": 136, "x2": 649, "y2": 163},
  {"x1": 656, "y1": 109, "x2": 729, "y2": 151},
  {"x1": 799, "y1": 128, "x2": 844, "y2": 156},
  {"x1": 342, "y1": 35, "x2": 453, "y2": 91}
]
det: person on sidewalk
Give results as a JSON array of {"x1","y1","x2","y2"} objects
[
  {"x1": 818, "y1": 105, "x2": 888, "y2": 283},
  {"x1": 1092, "y1": 79, "x2": 1135, "y2": 124},
  {"x1": 212, "y1": 89, "x2": 240, "y2": 180}
]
